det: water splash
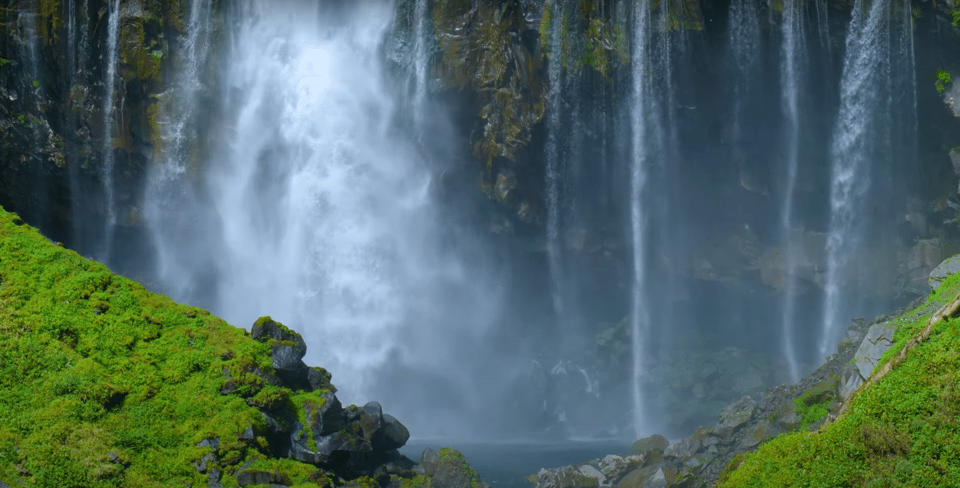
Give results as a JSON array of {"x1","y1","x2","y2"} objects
[
  {"x1": 101, "y1": 0, "x2": 121, "y2": 263},
  {"x1": 779, "y1": 0, "x2": 806, "y2": 383},
  {"x1": 822, "y1": 0, "x2": 892, "y2": 359}
]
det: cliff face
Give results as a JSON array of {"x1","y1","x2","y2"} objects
[
  {"x1": 0, "y1": 0, "x2": 226, "y2": 260},
  {"x1": 2, "y1": 0, "x2": 960, "y2": 300}
]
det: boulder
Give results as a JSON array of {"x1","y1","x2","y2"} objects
[
  {"x1": 631, "y1": 434, "x2": 669, "y2": 456},
  {"x1": 419, "y1": 447, "x2": 441, "y2": 476},
  {"x1": 432, "y1": 448, "x2": 484, "y2": 488},
  {"x1": 713, "y1": 396, "x2": 757, "y2": 438},
  {"x1": 251, "y1": 316, "x2": 307, "y2": 358},
  {"x1": 663, "y1": 435, "x2": 700, "y2": 462},
  {"x1": 534, "y1": 465, "x2": 601, "y2": 488},
  {"x1": 375, "y1": 414, "x2": 411, "y2": 451},
  {"x1": 853, "y1": 324, "x2": 896, "y2": 380},
  {"x1": 236, "y1": 468, "x2": 292, "y2": 486},
  {"x1": 929, "y1": 255, "x2": 960, "y2": 291},
  {"x1": 598, "y1": 454, "x2": 642, "y2": 483}
]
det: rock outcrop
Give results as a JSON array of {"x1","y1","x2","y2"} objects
[{"x1": 526, "y1": 290, "x2": 960, "y2": 488}]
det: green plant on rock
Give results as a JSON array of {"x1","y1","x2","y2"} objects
[
  {"x1": 936, "y1": 68, "x2": 952, "y2": 93},
  {"x1": 792, "y1": 391, "x2": 831, "y2": 430}
]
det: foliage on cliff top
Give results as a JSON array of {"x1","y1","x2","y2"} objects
[
  {"x1": 0, "y1": 205, "x2": 329, "y2": 487},
  {"x1": 718, "y1": 272, "x2": 960, "y2": 487}
]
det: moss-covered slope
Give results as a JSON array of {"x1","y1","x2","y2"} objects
[
  {"x1": 717, "y1": 274, "x2": 960, "y2": 487},
  {"x1": 0, "y1": 205, "x2": 429, "y2": 487}
]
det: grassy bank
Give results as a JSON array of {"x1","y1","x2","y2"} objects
[
  {"x1": 0, "y1": 206, "x2": 330, "y2": 486},
  {"x1": 718, "y1": 274, "x2": 960, "y2": 487}
]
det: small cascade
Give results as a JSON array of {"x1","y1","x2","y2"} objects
[
  {"x1": 146, "y1": 0, "x2": 214, "y2": 302},
  {"x1": 101, "y1": 0, "x2": 121, "y2": 263},
  {"x1": 630, "y1": 0, "x2": 657, "y2": 438},
  {"x1": 20, "y1": 10, "x2": 40, "y2": 88},
  {"x1": 779, "y1": 0, "x2": 807, "y2": 383},
  {"x1": 822, "y1": 0, "x2": 893, "y2": 359},
  {"x1": 411, "y1": 0, "x2": 429, "y2": 135},
  {"x1": 545, "y1": 0, "x2": 566, "y2": 320}
]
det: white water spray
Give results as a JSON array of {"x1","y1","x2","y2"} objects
[
  {"x1": 822, "y1": 0, "x2": 891, "y2": 359},
  {"x1": 183, "y1": 2, "x2": 502, "y2": 433}
]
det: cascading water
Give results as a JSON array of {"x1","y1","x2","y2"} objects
[
  {"x1": 546, "y1": 0, "x2": 566, "y2": 321},
  {"x1": 411, "y1": 0, "x2": 429, "y2": 135},
  {"x1": 822, "y1": 0, "x2": 894, "y2": 359},
  {"x1": 145, "y1": 0, "x2": 214, "y2": 304},
  {"x1": 630, "y1": 0, "x2": 658, "y2": 438},
  {"x1": 779, "y1": 0, "x2": 807, "y2": 383},
  {"x1": 101, "y1": 0, "x2": 121, "y2": 263},
  {"x1": 147, "y1": 0, "x2": 505, "y2": 437}
]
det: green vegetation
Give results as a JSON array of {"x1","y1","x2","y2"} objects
[
  {"x1": 718, "y1": 271, "x2": 960, "y2": 487},
  {"x1": 0, "y1": 58, "x2": 10, "y2": 67},
  {"x1": 792, "y1": 391, "x2": 831, "y2": 431},
  {"x1": 0, "y1": 206, "x2": 331, "y2": 486},
  {"x1": 952, "y1": 8, "x2": 960, "y2": 27},
  {"x1": 936, "y1": 68, "x2": 952, "y2": 93}
]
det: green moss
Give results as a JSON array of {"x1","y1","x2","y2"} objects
[
  {"x1": 539, "y1": 3, "x2": 553, "y2": 54},
  {"x1": 36, "y1": 0, "x2": 63, "y2": 44},
  {"x1": 717, "y1": 271, "x2": 960, "y2": 487},
  {"x1": 0, "y1": 205, "x2": 336, "y2": 486},
  {"x1": 936, "y1": 68, "x2": 952, "y2": 93},
  {"x1": 119, "y1": 19, "x2": 164, "y2": 82}
]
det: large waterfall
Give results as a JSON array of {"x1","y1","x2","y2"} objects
[
  {"x1": 146, "y1": 0, "x2": 505, "y2": 438},
  {"x1": 6, "y1": 0, "x2": 922, "y2": 442}
]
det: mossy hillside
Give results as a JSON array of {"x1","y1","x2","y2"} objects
[
  {"x1": 717, "y1": 272, "x2": 960, "y2": 487},
  {"x1": 0, "y1": 206, "x2": 331, "y2": 487}
]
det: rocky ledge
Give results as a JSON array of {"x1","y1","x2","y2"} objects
[{"x1": 528, "y1": 255, "x2": 960, "y2": 488}]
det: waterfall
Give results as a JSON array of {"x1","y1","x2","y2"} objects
[
  {"x1": 412, "y1": 0, "x2": 429, "y2": 135},
  {"x1": 630, "y1": 0, "x2": 656, "y2": 438},
  {"x1": 779, "y1": 0, "x2": 806, "y2": 383},
  {"x1": 145, "y1": 0, "x2": 503, "y2": 437},
  {"x1": 822, "y1": 0, "x2": 892, "y2": 359},
  {"x1": 21, "y1": 10, "x2": 40, "y2": 87},
  {"x1": 101, "y1": 0, "x2": 121, "y2": 263},
  {"x1": 145, "y1": 0, "x2": 214, "y2": 304},
  {"x1": 546, "y1": 0, "x2": 566, "y2": 320}
]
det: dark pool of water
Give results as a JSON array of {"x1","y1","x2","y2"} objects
[{"x1": 400, "y1": 440, "x2": 630, "y2": 488}]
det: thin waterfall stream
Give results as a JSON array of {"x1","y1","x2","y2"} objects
[{"x1": 779, "y1": 0, "x2": 806, "y2": 383}]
